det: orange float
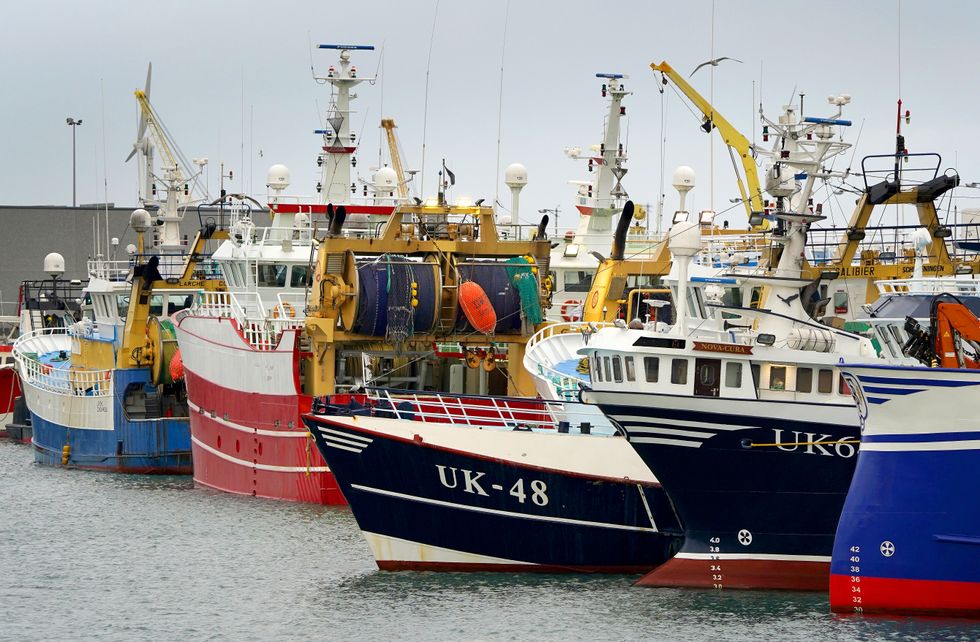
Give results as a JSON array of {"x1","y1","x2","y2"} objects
[
  {"x1": 169, "y1": 348, "x2": 185, "y2": 381},
  {"x1": 458, "y1": 281, "x2": 497, "y2": 334}
]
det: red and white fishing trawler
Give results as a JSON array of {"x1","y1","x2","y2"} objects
[{"x1": 174, "y1": 43, "x2": 402, "y2": 504}]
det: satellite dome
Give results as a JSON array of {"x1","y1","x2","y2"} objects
[
  {"x1": 505, "y1": 163, "x2": 528, "y2": 188},
  {"x1": 130, "y1": 208, "x2": 152, "y2": 232},
  {"x1": 373, "y1": 166, "x2": 398, "y2": 190},
  {"x1": 44, "y1": 252, "x2": 65, "y2": 277},
  {"x1": 266, "y1": 164, "x2": 291, "y2": 191},
  {"x1": 672, "y1": 166, "x2": 696, "y2": 191}
]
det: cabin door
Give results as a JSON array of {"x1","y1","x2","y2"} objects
[{"x1": 694, "y1": 358, "x2": 721, "y2": 398}]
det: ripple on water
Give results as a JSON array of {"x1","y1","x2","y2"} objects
[{"x1": 1, "y1": 440, "x2": 978, "y2": 641}]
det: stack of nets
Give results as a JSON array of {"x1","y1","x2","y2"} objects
[{"x1": 505, "y1": 256, "x2": 543, "y2": 325}]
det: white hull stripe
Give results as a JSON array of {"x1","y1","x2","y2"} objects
[
  {"x1": 630, "y1": 436, "x2": 702, "y2": 448},
  {"x1": 862, "y1": 440, "x2": 980, "y2": 453},
  {"x1": 191, "y1": 435, "x2": 331, "y2": 473},
  {"x1": 612, "y1": 414, "x2": 752, "y2": 432},
  {"x1": 624, "y1": 426, "x2": 716, "y2": 439},
  {"x1": 188, "y1": 399, "x2": 308, "y2": 438},
  {"x1": 675, "y1": 552, "x2": 831, "y2": 563},
  {"x1": 318, "y1": 426, "x2": 373, "y2": 446},
  {"x1": 350, "y1": 483, "x2": 658, "y2": 533}
]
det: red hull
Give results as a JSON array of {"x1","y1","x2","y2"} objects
[
  {"x1": 831, "y1": 574, "x2": 980, "y2": 617},
  {"x1": 635, "y1": 556, "x2": 830, "y2": 591},
  {"x1": 1, "y1": 364, "x2": 21, "y2": 414},
  {"x1": 185, "y1": 370, "x2": 346, "y2": 505}
]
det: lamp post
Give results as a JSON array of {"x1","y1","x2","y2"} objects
[
  {"x1": 538, "y1": 205, "x2": 560, "y2": 237},
  {"x1": 66, "y1": 117, "x2": 82, "y2": 206}
]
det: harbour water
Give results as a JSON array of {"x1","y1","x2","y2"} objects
[{"x1": 1, "y1": 440, "x2": 977, "y2": 641}]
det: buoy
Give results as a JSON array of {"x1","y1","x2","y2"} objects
[
  {"x1": 169, "y1": 349, "x2": 185, "y2": 381},
  {"x1": 561, "y1": 300, "x2": 582, "y2": 322},
  {"x1": 458, "y1": 281, "x2": 497, "y2": 334},
  {"x1": 61, "y1": 444, "x2": 70, "y2": 465}
]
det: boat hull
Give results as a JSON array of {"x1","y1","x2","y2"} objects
[
  {"x1": 176, "y1": 315, "x2": 343, "y2": 504},
  {"x1": 584, "y1": 389, "x2": 860, "y2": 590},
  {"x1": 26, "y1": 368, "x2": 191, "y2": 474},
  {"x1": 304, "y1": 412, "x2": 681, "y2": 573},
  {"x1": 831, "y1": 365, "x2": 980, "y2": 616}
]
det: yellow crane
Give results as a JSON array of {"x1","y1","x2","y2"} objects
[
  {"x1": 381, "y1": 118, "x2": 410, "y2": 200},
  {"x1": 650, "y1": 61, "x2": 767, "y2": 230}
]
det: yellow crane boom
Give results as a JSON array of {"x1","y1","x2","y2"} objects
[
  {"x1": 134, "y1": 89, "x2": 182, "y2": 182},
  {"x1": 650, "y1": 61, "x2": 766, "y2": 229},
  {"x1": 381, "y1": 118, "x2": 409, "y2": 199}
]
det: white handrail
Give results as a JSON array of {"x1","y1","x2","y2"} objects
[{"x1": 13, "y1": 328, "x2": 113, "y2": 397}]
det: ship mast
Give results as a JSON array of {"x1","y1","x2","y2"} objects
[{"x1": 314, "y1": 44, "x2": 375, "y2": 205}]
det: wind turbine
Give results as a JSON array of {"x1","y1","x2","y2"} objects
[{"x1": 125, "y1": 62, "x2": 154, "y2": 204}]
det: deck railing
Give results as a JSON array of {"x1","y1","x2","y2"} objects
[
  {"x1": 13, "y1": 328, "x2": 113, "y2": 397},
  {"x1": 190, "y1": 291, "x2": 305, "y2": 351}
]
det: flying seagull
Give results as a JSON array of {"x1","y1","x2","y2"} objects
[{"x1": 691, "y1": 56, "x2": 743, "y2": 76}]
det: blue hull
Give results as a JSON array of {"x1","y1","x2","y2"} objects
[
  {"x1": 31, "y1": 368, "x2": 192, "y2": 474},
  {"x1": 831, "y1": 364, "x2": 980, "y2": 615},
  {"x1": 304, "y1": 413, "x2": 682, "y2": 572}
]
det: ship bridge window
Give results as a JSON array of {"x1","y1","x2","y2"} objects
[
  {"x1": 838, "y1": 373, "x2": 851, "y2": 395},
  {"x1": 671, "y1": 358, "x2": 688, "y2": 385},
  {"x1": 818, "y1": 369, "x2": 834, "y2": 394},
  {"x1": 644, "y1": 356, "x2": 660, "y2": 382},
  {"x1": 168, "y1": 294, "x2": 195, "y2": 316},
  {"x1": 149, "y1": 295, "x2": 165, "y2": 317},
  {"x1": 592, "y1": 355, "x2": 602, "y2": 382},
  {"x1": 725, "y1": 361, "x2": 742, "y2": 388},
  {"x1": 115, "y1": 295, "x2": 130, "y2": 320},
  {"x1": 796, "y1": 367, "x2": 813, "y2": 393},
  {"x1": 624, "y1": 356, "x2": 636, "y2": 382},
  {"x1": 257, "y1": 263, "x2": 287, "y2": 288},
  {"x1": 769, "y1": 365, "x2": 787, "y2": 391},
  {"x1": 603, "y1": 356, "x2": 612, "y2": 382},
  {"x1": 289, "y1": 265, "x2": 312, "y2": 288},
  {"x1": 564, "y1": 270, "x2": 594, "y2": 293},
  {"x1": 612, "y1": 356, "x2": 623, "y2": 383}
]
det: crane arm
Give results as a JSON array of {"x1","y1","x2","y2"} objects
[
  {"x1": 381, "y1": 118, "x2": 409, "y2": 199},
  {"x1": 650, "y1": 61, "x2": 766, "y2": 228},
  {"x1": 134, "y1": 89, "x2": 182, "y2": 182}
]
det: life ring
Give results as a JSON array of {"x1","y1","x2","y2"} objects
[
  {"x1": 560, "y1": 300, "x2": 582, "y2": 322},
  {"x1": 589, "y1": 289, "x2": 600, "y2": 310},
  {"x1": 273, "y1": 302, "x2": 296, "y2": 319}
]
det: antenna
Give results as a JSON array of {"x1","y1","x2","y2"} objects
[
  {"x1": 419, "y1": 0, "x2": 441, "y2": 197},
  {"x1": 494, "y1": 0, "x2": 511, "y2": 212}
]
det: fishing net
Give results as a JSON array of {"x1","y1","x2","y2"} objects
[
  {"x1": 505, "y1": 256, "x2": 543, "y2": 325},
  {"x1": 384, "y1": 255, "x2": 415, "y2": 345}
]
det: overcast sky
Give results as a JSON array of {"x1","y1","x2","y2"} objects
[{"x1": 3, "y1": 0, "x2": 979, "y2": 231}]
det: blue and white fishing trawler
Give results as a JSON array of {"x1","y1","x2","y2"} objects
[
  {"x1": 831, "y1": 293, "x2": 980, "y2": 617},
  {"x1": 12, "y1": 70, "x2": 226, "y2": 472}
]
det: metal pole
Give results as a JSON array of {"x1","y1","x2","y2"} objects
[{"x1": 72, "y1": 123, "x2": 76, "y2": 207}]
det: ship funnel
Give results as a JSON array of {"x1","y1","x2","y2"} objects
[
  {"x1": 535, "y1": 214, "x2": 549, "y2": 240},
  {"x1": 610, "y1": 201, "x2": 635, "y2": 261},
  {"x1": 329, "y1": 205, "x2": 347, "y2": 236}
]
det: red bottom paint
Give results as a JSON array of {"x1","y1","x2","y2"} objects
[
  {"x1": 635, "y1": 557, "x2": 830, "y2": 591},
  {"x1": 831, "y1": 573, "x2": 980, "y2": 617},
  {"x1": 186, "y1": 371, "x2": 346, "y2": 505},
  {"x1": 378, "y1": 560, "x2": 652, "y2": 574}
]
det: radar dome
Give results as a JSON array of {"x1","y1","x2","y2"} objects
[
  {"x1": 44, "y1": 252, "x2": 65, "y2": 277},
  {"x1": 672, "y1": 166, "x2": 696, "y2": 192},
  {"x1": 373, "y1": 166, "x2": 398, "y2": 190},
  {"x1": 668, "y1": 220, "x2": 701, "y2": 257},
  {"x1": 130, "y1": 208, "x2": 152, "y2": 232},
  {"x1": 505, "y1": 163, "x2": 528, "y2": 188},
  {"x1": 911, "y1": 227, "x2": 932, "y2": 252},
  {"x1": 266, "y1": 164, "x2": 291, "y2": 192}
]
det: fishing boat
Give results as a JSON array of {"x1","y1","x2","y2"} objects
[
  {"x1": 173, "y1": 43, "x2": 403, "y2": 504},
  {"x1": 1, "y1": 269, "x2": 89, "y2": 442},
  {"x1": 831, "y1": 294, "x2": 980, "y2": 616},
  {"x1": 12, "y1": 75, "x2": 225, "y2": 472},
  {"x1": 581, "y1": 98, "x2": 888, "y2": 591},
  {"x1": 304, "y1": 389, "x2": 681, "y2": 572}
]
